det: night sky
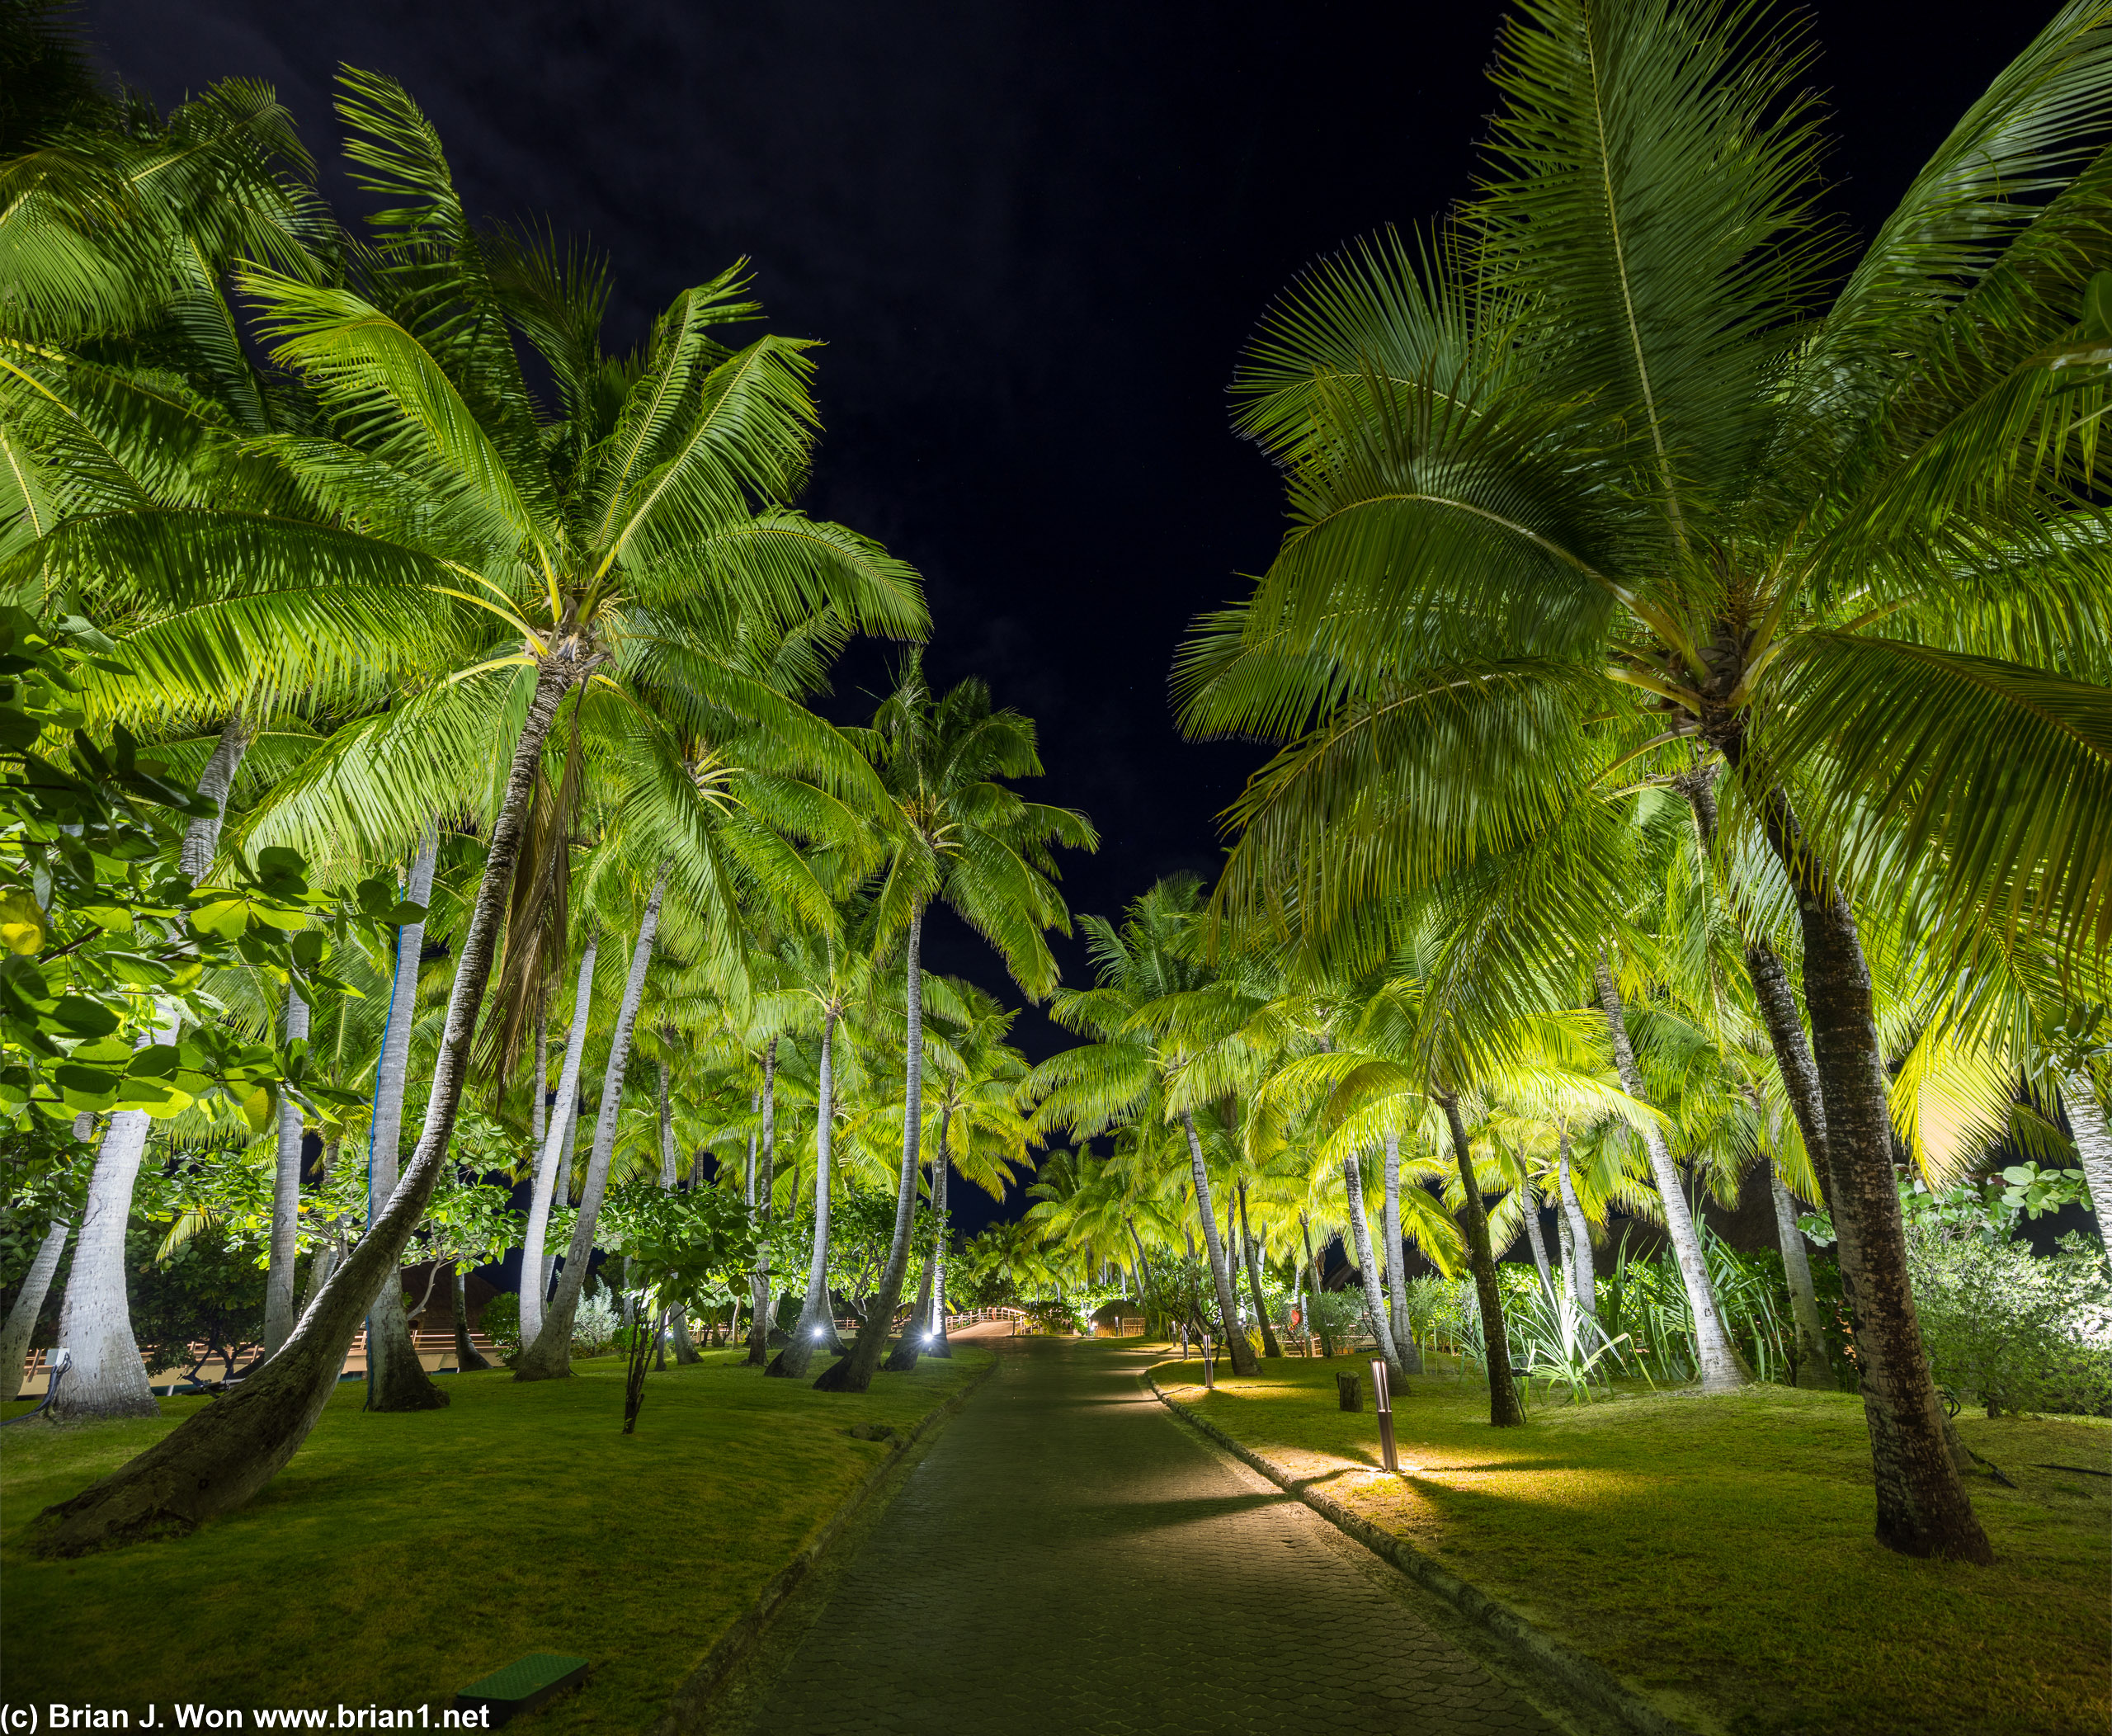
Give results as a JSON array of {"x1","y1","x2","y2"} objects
[{"x1": 87, "y1": 0, "x2": 2039, "y2": 1237}]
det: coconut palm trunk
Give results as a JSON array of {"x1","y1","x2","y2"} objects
[
  {"x1": 298, "y1": 1137, "x2": 346, "y2": 1316},
  {"x1": 886, "y1": 1104, "x2": 953, "y2": 1374},
  {"x1": 1298, "y1": 1211, "x2": 1335, "y2": 1357},
  {"x1": 1, "y1": 1219, "x2": 69, "y2": 1403},
  {"x1": 747, "y1": 1042, "x2": 779, "y2": 1367},
  {"x1": 1592, "y1": 958, "x2": 1751, "y2": 1394},
  {"x1": 1341, "y1": 1154, "x2": 1406, "y2": 1379},
  {"x1": 54, "y1": 715, "x2": 250, "y2": 1422},
  {"x1": 1237, "y1": 1183, "x2": 1282, "y2": 1358},
  {"x1": 818, "y1": 907, "x2": 927, "y2": 1392},
  {"x1": 29, "y1": 653, "x2": 583, "y2": 1556},
  {"x1": 1722, "y1": 760, "x2": 1991, "y2": 1562},
  {"x1": 518, "y1": 935, "x2": 598, "y2": 1352},
  {"x1": 1681, "y1": 776, "x2": 1831, "y2": 1201},
  {"x1": 262, "y1": 990, "x2": 310, "y2": 1356},
  {"x1": 1440, "y1": 1093, "x2": 1522, "y2": 1426},
  {"x1": 1380, "y1": 1130, "x2": 1422, "y2": 1373},
  {"x1": 2062, "y1": 1073, "x2": 2112, "y2": 1272},
  {"x1": 1178, "y1": 1109, "x2": 1257, "y2": 1375},
  {"x1": 1556, "y1": 1130, "x2": 1597, "y2": 1318},
  {"x1": 518, "y1": 862, "x2": 669, "y2": 1380},
  {"x1": 450, "y1": 1268, "x2": 490, "y2": 1372},
  {"x1": 1525, "y1": 1193, "x2": 1557, "y2": 1295},
  {"x1": 1124, "y1": 1217, "x2": 1154, "y2": 1336},
  {"x1": 364, "y1": 835, "x2": 446, "y2": 1413},
  {"x1": 1770, "y1": 1169, "x2": 1832, "y2": 1390},
  {"x1": 657, "y1": 1056, "x2": 700, "y2": 1365},
  {"x1": 927, "y1": 1139, "x2": 952, "y2": 1356},
  {"x1": 771, "y1": 1014, "x2": 843, "y2": 1378}
]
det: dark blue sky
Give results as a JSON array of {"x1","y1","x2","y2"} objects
[{"x1": 89, "y1": 0, "x2": 2041, "y2": 1237}]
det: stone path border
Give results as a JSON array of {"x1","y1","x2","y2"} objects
[
  {"x1": 1144, "y1": 1368, "x2": 1705, "y2": 1736},
  {"x1": 645, "y1": 1355, "x2": 998, "y2": 1736}
]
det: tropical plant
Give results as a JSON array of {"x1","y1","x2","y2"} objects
[
  {"x1": 817, "y1": 652, "x2": 1091, "y2": 1392},
  {"x1": 1176, "y1": 0, "x2": 2112, "y2": 1561}
]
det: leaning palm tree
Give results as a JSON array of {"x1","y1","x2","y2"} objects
[
  {"x1": 27, "y1": 73, "x2": 924, "y2": 1555},
  {"x1": 1180, "y1": 0, "x2": 2112, "y2": 1559},
  {"x1": 813, "y1": 652, "x2": 1092, "y2": 1393}
]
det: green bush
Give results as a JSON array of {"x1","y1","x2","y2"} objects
[
  {"x1": 1907, "y1": 1228, "x2": 2112, "y2": 1418},
  {"x1": 479, "y1": 1291, "x2": 520, "y2": 1354}
]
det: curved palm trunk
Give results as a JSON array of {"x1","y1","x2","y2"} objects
[
  {"x1": 2062, "y1": 1072, "x2": 2112, "y2": 1272},
  {"x1": 1726, "y1": 752, "x2": 1992, "y2": 1562},
  {"x1": 657, "y1": 1056, "x2": 700, "y2": 1366},
  {"x1": 1124, "y1": 1217, "x2": 1155, "y2": 1337},
  {"x1": 54, "y1": 717, "x2": 249, "y2": 1423},
  {"x1": 747, "y1": 1045, "x2": 780, "y2": 1366},
  {"x1": 771, "y1": 1014, "x2": 843, "y2": 1378},
  {"x1": 1237, "y1": 1183, "x2": 1283, "y2": 1358},
  {"x1": 1, "y1": 1219, "x2": 69, "y2": 1403},
  {"x1": 1770, "y1": 1169, "x2": 1832, "y2": 1389},
  {"x1": 1180, "y1": 1109, "x2": 1257, "y2": 1376},
  {"x1": 1380, "y1": 1131, "x2": 1422, "y2": 1374},
  {"x1": 887, "y1": 1105, "x2": 954, "y2": 1373},
  {"x1": 450, "y1": 1267, "x2": 490, "y2": 1371},
  {"x1": 518, "y1": 863, "x2": 669, "y2": 1380},
  {"x1": 365, "y1": 835, "x2": 446, "y2": 1413},
  {"x1": 1556, "y1": 1130, "x2": 1597, "y2": 1318},
  {"x1": 1440, "y1": 1093, "x2": 1522, "y2": 1426},
  {"x1": 818, "y1": 908, "x2": 925, "y2": 1393},
  {"x1": 518, "y1": 935, "x2": 598, "y2": 1352},
  {"x1": 1341, "y1": 1154, "x2": 1406, "y2": 1380},
  {"x1": 29, "y1": 653, "x2": 579, "y2": 1557},
  {"x1": 262, "y1": 990, "x2": 310, "y2": 1356},
  {"x1": 1593, "y1": 957, "x2": 1751, "y2": 1394}
]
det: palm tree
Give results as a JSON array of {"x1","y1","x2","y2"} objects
[
  {"x1": 27, "y1": 73, "x2": 923, "y2": 1554},
  {"x1": 517, "y1": 861, "x2": 671, "y2": 1378},
  {"x1": 886, "y1": 979, "x2": 1035, "y2": 1370},
  {"x1": 1030, "y1": 877, "x2": 1262, "y2": 1375},
  {"x1": 1177, "y1": 0, "x2": 2112, "y2": 1559},
  {"x1": 814, "y1": 653, "x2": 1092, "y2": 1393}
]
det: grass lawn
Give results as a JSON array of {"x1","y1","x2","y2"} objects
[
  {"x1": 1148, "y1": 1350, "x2": 2110, "y2": 1736},
  {"x1": 2, "y1": 1347, "x2": 991, "y2": 1729}
]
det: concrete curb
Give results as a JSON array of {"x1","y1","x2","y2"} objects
[
  {"x1": 1144, "y1": 1369, "x2": 1701, "y2": 1736},
  {"x1": 646, "y1": 1353, "x2": 1000, "y2": 1736}
]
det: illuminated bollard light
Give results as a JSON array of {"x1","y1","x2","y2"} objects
[
  {"x1": 1370, "y1": 1357, "x2": 1398, "y2": 1474},
  {"x1": 1201, "y1": 1330, "x2": 1216, "y2": 1389}
]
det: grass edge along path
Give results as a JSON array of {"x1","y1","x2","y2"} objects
[
  {"x1": 643, "y1": 1348, "x2": 997, "y2": 1736},
  {"x1": 1144, "y1": 1366, "x2": 1695, "y2": 1736},
  {"x1": 2, "y1": 1347, "x2": 995, "y2": 1732},
  {"x1": 1145, "y1": 1354, "x2": 2110, "y2": 1736}
]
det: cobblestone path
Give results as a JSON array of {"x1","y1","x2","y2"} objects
[{"x1": 738, "y1": 1337, "x2": 1557, "y2": 1734}]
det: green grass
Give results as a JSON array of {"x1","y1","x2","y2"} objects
[
  {"x1": 2, "y1": 1347, "x2": 990, "y2": 1729},
  {"x1": 1148, "y1": 1350, "x2": 2110, "y2": 1736}
]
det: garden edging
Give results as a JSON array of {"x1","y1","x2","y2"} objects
[
  {"x1": 1143, "y1": 1369, "x2": 1704, "y2": 1736},
  {"x1": 645, "y1": 1352, "x2": 999, "y2": 1736}
]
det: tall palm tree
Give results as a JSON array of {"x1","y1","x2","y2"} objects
[
  {"x1": 1030, "y1": 877, "x2": 1262, "y2": 1375},
  {"x1": 28, "y1": 73, "x2": 923, "y2": 1554},
  {"x1": 815, "y1": 652, "x2": 1092, "y2": 1393},
  {"x1": 1179, "y1": 0, "x2": 2112, "y2": 1559}
]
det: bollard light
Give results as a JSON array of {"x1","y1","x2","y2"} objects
[{"x1": 1370, "y1": 1357, "x2": 1398, "y2": 1474}]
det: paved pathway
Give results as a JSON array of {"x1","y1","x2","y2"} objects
[{"x1": 738, "y1": 1337, "x2": 1557, "y2": 1735}]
